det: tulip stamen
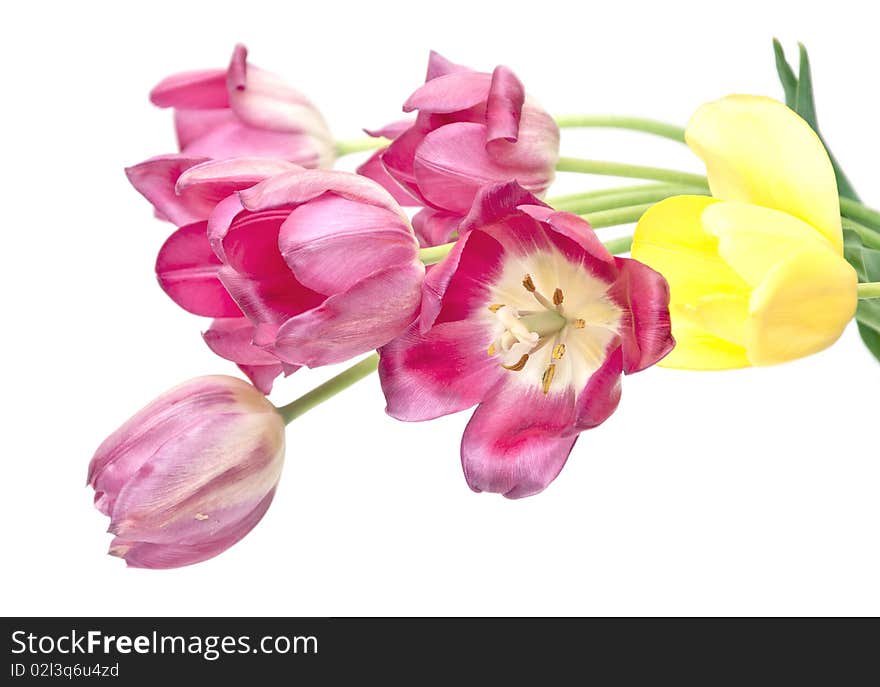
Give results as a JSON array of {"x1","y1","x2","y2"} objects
[
  {"x1": 541, "y1": 363, "x2": 556, "y2": 394},
  {"x1": 552, "y1": 343, "x2": 566, "y2": 360},
  {"x1": 553, "y1": 288, "x2": 564, "y2": 306},
  {"x1": 574, "y1": 319, "x2": 586, "y2": 329},
  {"x1": 488, "y1": 303, "x2": 504, "y2": 313},
  {"x1": 502, "y1": 354, "x2": 529, "y2": 371},
  {"x1": 522, "y1": 274, "x2": 536, "y2": 292}
]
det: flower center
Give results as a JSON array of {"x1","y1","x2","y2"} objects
[{"x1": 488, "y1": 274, "x2": 587, "y2": 394}]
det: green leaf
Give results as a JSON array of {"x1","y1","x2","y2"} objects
[
  {"x1": 772, "y1": 38, "x2": 798, "y2": 108},
  {"x1": 843, "y1": 228, "x2": 880, "y2": 363},
  {"x1": 771, "y1": 40, "x2": 860, "y2": 201},
  {"x1": 794, "y1": 43, "x2": 819, "y2": 130}
]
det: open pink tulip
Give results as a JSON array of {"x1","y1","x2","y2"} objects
[
  {"x1": 88, "y1": 376, "x2": 285, "y2": 569},
  {"x1": 148, "y1": 44, "x2": 334, "y2": 167},
  {"x1": 379, "y1": 182, "x2": 674, "y2": 498},
  {"x1": 164, "y1": 169, "x2": 425, "y2": 368},
  {"x1": 361, "y1": 52, "x2": 559, "y2": 245}
]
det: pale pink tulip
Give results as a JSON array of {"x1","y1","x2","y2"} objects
[
  {"x1": 149, "y1": 44, "x2": 334, "y2": 167},
  {"x1": 379, "y1": 182, "x2": 674, "y2": 498},
  {"x1": 88, "y1": 376, "x2": 285, "y2": 569}
]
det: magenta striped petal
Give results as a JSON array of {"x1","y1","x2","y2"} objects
[
  {"x1": 379, "y1": 319, "x2": 505, "y2": 421},
  {"x1": 609, "y1": 257, "x2": 675, "y2": 373},
  {"x1": 412, "y1": 208, "x2": 461, "y2": 247},
  {"x1": 574, "y1": 346, "x2": 624, "y2": 430},
  {"x1": 461, "y1": 381, "x2": 578, "y2": 498}
]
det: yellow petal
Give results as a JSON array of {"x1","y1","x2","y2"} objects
[
  {"x1": 686, "y1": 95, "x2": 842, "y2": 252},
  {"x1": 632, "y1": 195, "x2": 748, "y2": 305},
  {"x1": 659, "y1": 304, "x2": 750, "y2": 370},
  {"x1": 701, "y1": 201, "x2": 837, "y2": 287},
  {"x1": 746, "y1": 247, "x2": 857, "y2": 365},
  {"x1": 691, "y1": 293, "x2": 749, "y2": 346}
]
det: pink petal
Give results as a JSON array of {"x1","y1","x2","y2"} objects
[
  {"x1": 461, "y1": 380, "x2": 578, "y2": 499},
  {"x1": 356, "y1": 149, "x2": 420, "y2": 206},
  {"x1": 420, "y1": 228, "x2": 505, "y2": 332},
  {"x1": 108, "y1": 412, "x2": 278, "y2": 546},
  {"x1": 203, "y1": 317, "x2": 286, "y2": 366},
  {"x1": 174, "y1": 108, "x2": 235, "y2": 150},
  {"x1": 271, "y1": 262, "x2": 423, "y2": 367},
  {"x1": 125, "y1": 154, "x2": 211, "y2": 226},
  {"x1": 203, "y1": 318, "x2": 292, "y2": 394},
  {"x1": 88, "y1": 377, "x2": 243, "y2": 513},
  {"x1": 240, "y1": 169, "x2": 404, "y2": 216},
  {"x1": 177, "y1": 157, "x2": 301, "y2": 197},
  {"x1": 459, "y1": 180, "x2": 545, "y2": 235},
  {"x1": 155, "y1": 222, "x2": 241, "y2": 317},
  {"x1": 150, "y1": 69, "x2": 228, "y2": 109},
  {"x1": 218, "y1": 267, "x2": 324, "y2": 347},
  {"x1": 574, "y1": 346, "x2": 624, "y2": 430},
  {"x1": 380, "y1": 125, "x2": 431, "y2": 205},
  {"x1": 403, "y1": 71, "x2": 492, "y2": 114},
  {"x1": 609, "y1": 257, "x2": 675, "y2": 374},
  {"x1": 110, "y1": 488, "x2": 275, "y2": 569},
  {"x1": 379, "y1": 319, "x2": 505, "y2": 421},
  {"x1": 425, "y1": 51, "x2": 472, "y2": 80},
  {"x1": 278, "y1": 194, "x2": 418, "y2": 294},
  {"x1": 517, "y1": 206, "x2": 614, "y2": 265},
  {"x1": 484, "y1": 104, "x2": 560, "y2": 192},
  {"x1": 182, "y1": 120, "x2": 327, "y2": 167},
  {"x1": 414, "y1": 122, "x2": 527, "y2": 214},
  {"x1": 412, "y1": 208, "x2": 462, "y2": 247},
  {"x1": 485, "y1": 65, "x2": 525, "y2": 144},
  {"x1": 225, "y1": 44, "x2": 330, "y2": 138},
  {"x1": 363, "y1": 119, "x2": 414, "y2": 140}
]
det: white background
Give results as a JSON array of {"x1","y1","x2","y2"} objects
[{"x1": 2, "y1": 0, "x2": 879, "y2": 616}]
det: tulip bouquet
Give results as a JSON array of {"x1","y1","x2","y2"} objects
[{"x1": 90, "y1": 42, "x2": 880, "y2": 569}]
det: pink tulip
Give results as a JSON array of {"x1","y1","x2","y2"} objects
[
  {"x1": 149, "y1": 44, "x2": 335, "y2": 167},
  {"x1": 88, "y1": 376, "x2": 285, "y2": 569},
  {"x1": 360, "y1": 52, "x2": 560, "y2": 245},
  {"x1": 161, "y1": 168, "x2": 424, "y2": 368},
  {"x1": 379, "y1": 182, "x2": 674, "y2": 498},
  {"x1": 142, "y1": 158, "x2": 308, "y2": 393}
]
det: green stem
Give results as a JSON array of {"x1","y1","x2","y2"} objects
[
  {"x1": 602, "y1": 235, "x2": 634, "y2": 254},
  {"x1": 276, "y1": 353, "x2": 379, "y2": 424},
  {"x1": 858, "y1": 282, "x2": 880, "y2": 299},
  {"x1": 842, "y1": 218, "x2": 880, "y2": 250},
  {"x1": 547, "y1": 183, "x2": 676, "y2": 206},
  {"x1": 553, "y1": 184, "x2": 708, "y2": 215},
  {"x1": 335, "y1": 137, "x2": 388, "y2": 157},
  {"x1": 554, "y1": 114, "x2": 686, "y2": 143},
  {"x1": 418, "y1": 243, "x2": 454, "y2": 266},
  {"x1": 584, "y1": 203, "x2": 655, "y2": 229},
  {"x1": 840, "y1": 197, "x2": 880, "y2": 232},
  {"x1": 556, "y1": 157, "x2": 708, "y2": 187}
]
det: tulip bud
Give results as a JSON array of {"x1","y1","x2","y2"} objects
[{"x1": 87, "y1": 376, "x2": 285, "y2": 569}]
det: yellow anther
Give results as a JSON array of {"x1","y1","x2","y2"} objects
[
  {"x1": 574, "y1": 318, "x2": 586, "y2": 329},
  {"x1": 552, "y1": 343, "x2": 566, "y2": 360},
  {"x1": 541, "y1": 364, "x2": 556, "y2": 394},
  {"x1": 553, "y1": 288, "x2": 564, "y2": 306},
  {"x1": 487, "y1": 343, "x2": 496, "y2": 356},
  {"x1": 488, "y1": 303, "x2": 504, "y2": 313},
  {"x1": 522, "y1": 274, "x2": 536, "y2": 292},
  {"x1": 502, "y1": 354, "x2": 529, "y2": 371}
]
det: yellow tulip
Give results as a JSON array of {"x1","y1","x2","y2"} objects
[{"x1": 631, "y1": 95, "x2": 858, "y2": 369}]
